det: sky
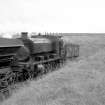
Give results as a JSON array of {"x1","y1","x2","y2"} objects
[{"x1": 0, "y1": 0, "x2": 105, "y2": 37}]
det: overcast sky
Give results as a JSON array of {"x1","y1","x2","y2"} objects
[{"x1": 0, "y1": 0, "x2": 105, "y2": 35}]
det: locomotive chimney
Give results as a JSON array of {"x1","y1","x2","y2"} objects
[
  {"x1": 38, "y1": 33, "x2": 41, "y2": 36},
  {"x1": 21, "y1": 32, "x2": 28, "y2": 39}
]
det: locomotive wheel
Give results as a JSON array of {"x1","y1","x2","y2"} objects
[
  {"x1": 53, "y1": 62, "x2": 56, "y2": 70},
  {"x1": 57, "y1": 60, "x2": 60, "y2": 68},
  {"x1": 56, "y1": 60, "x2": 60, "y2": 69},
  {"x1": 15, "y1": 72, "x2": 24, "y2": 82},
  {"x1": 48, "y1": 62, "x2": 52, "y2": 71},
  {"x1": 37, "y1": 64, "x2": 45, "y2": 77},
  {"x1": 23, "y1": 70, "x2": 30, "y2": 81},
  {"x1": 51, "y1": 61, "x2": 55, "y2": 71},
  {"x1": 46, "y1": 63, "x2": 51, "y2": 73},
  {"x1": 7, "y1": 73, "x2": 15, "y2": 86},
  {"x1": 28, "y1": 70, "x2": 34, "y2": 80},
  {"x1": 43, "y1": 64, "x2": 47, "y2": 74}
]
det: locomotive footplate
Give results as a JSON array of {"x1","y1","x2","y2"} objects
[{"x1": 18, "y1": 56, "x2": 62, "y2": 66}]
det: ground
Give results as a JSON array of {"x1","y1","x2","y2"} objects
[{"x1": 1, "y1": 34, "x2": 105, "y2": 105}]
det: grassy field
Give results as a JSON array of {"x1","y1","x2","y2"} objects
[{"x1": 1, "y1": 34, "x2": 105, "y2": 105}]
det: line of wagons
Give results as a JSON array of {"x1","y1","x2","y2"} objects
[{"x1": 0, "y1": 32, "x2": 79, "y2": 90}]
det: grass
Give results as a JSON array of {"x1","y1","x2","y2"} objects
[{"x1": 1, "y1": 35, "x2": 105, "y2": 105}]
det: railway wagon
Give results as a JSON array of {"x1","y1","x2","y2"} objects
[
  {"x1": 60, "y1": 36, "x2": 79, "y2": 59},
  {"x1": 65, "y1": 43, "x2": 79, "y2": 58}
]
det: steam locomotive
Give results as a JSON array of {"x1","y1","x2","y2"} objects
[{"x1": 0, "y1": 32, "x2": 79, "y2": 89}]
